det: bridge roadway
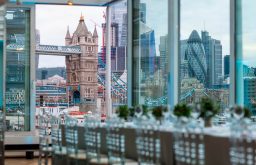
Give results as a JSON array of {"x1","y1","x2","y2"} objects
[{"x1": 7, "y1": 44, "x2": 81, "y2": 56}]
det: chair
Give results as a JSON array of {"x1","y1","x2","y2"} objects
[
  {"x1": 173, "y1": 118, "x2": 205, "y2": 165},
  {"x1": 65, "y1": 115, "x2": 86, "y2": 165},
  {"x1": 50, "y1": 115, "x2": 66, "y2": 165},
  {"x1": 135, "y1": 116, "x2": 161, "y2": 165},
  {"x1": 0, "y1": 111, "x2": 5, "y2": 165},
  {"x1": 106, "y1": 117, "x2": 137, "y2": 165},
  {"x1": 84, "y1": 115, "x2": 108, "y2": 165},
  {"x1": 38, "y1": 115, "x2": 52, "y2": 165},
  {"x1": 230, "y1": 119, "x2": 256, "y2": 165}
]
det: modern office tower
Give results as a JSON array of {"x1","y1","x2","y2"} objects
[
  {"x1": 180, "y1": 60, "x2": 189, "y2": 80},
  {"x1": 180, "y1": 40, "x2": 188, "y2": 81},
  {"x1": 159, "y1": 35, "x2": 168, "y2": 74},
  {"x1": 244, "y1": 77, "x2": 256, "y2": 115},
  {"x1": 110, "y1": 0, "x2": 127, "y2": 47},
  {"x1": 116, "y1": 46, "x2": 126, "y2": 71},
  {"x1": 140, "y1": 3, "x2": 146, "y2": 24},
  {"x1": 65, "y1": 15, "x2": 99, "y2": 112},
  {"x1": 101, "y1": 22, "x2": 119, "y2": 70},
  {"x1": 224, "y1": 55, "x2": 230, "y2": 78},
  {"x1": 102, "y1": 22, "x2": 119, "y2": 48},
  {"x1": 140, "y1": 23, "x2": 157, "y2": 79},
  {"x1": 120, "y1": 13, "x2": 128, "y2": 47},
  {"x1": 201, "y1": 31, "x2": 223, "y2": 87},
  {"x1": 185, "y1": 30, "x2": 207, "y2": 85}
]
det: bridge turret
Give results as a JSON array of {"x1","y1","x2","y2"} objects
[
  {"x1": 93, "y1": 26, "x2": 98, "y2": 45},
  {"x1": 65, "y1": 26, "x2": 72, "y2": 46},
  {"x1": 92, "y1": 26, "x2": 99, "y2": 56}
]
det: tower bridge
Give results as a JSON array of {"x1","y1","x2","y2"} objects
[{"x1": 6, "y1": 15, "x2": 196, "y2": 108}]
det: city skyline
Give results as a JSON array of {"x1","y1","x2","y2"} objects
[
  {"x1": 37, "y1": 1, "x2": 230, "y2": 68},
  {"x1": 36, "y1": 5, "x2": 106, "y2": 68}
]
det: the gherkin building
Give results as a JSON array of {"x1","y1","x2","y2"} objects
[{"x1": 185, "y1": 30, "x2": 207, "y2": 85}]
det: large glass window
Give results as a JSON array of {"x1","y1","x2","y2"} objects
[
  {"x1": 5, "y1": 8, "x2": 31, "y2": 131},
  {"x1": 107, "y1": 0, "x2": 128, "y2": 109},
  {"x1": 237, "y1": 0, "x2": 256, "y2": 114},
  {"x1": 179, "y1": 0, "x2": 230, "y2": 110},
  {"x1": 132, "y1": 0, "x2": 168, "y2": 106}
]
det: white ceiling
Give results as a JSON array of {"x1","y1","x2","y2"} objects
[{"x1": 9, "y1": 0, "x2": 119, "y2": 6}]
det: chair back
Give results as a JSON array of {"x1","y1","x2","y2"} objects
[
  {"x1": 106, "y1": 117, "x2": 125, "y2": 164},
  {"x1": 173, "y1": 118, "x2": 205, "y2": 165},
  {"x1": 38, "y1": 115, "x2": 51, "y2": 149},
  {"x1": 65, "y1": 115, "x2": 79, "y2": 156},
  {"x1": 230, "y1": 119, "x2": 256, "y2": 165},
  {"x1": 84, "y1": 115, "x2": 101, "y2": 161},
  {"x1": 0, "y1": 111, "x2": 5, "y2": 165},
  {"x1": 136, "y1": 117, "x2": 161, "y2": 165},
  {"x1": 50, "y1": 115, "x2": 63, "y2": 154}
]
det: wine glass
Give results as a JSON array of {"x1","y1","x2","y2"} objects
[
  {"x1": 191, "y1": 103, "x2": 201, "y2": 119},
  {"x1": 135, "y1": 105, "x2": 143, "y2": 119}
]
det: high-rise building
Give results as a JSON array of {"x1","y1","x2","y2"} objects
[
  {"x1": 110, "y1": 0, "x2": 127, "y2": 47},
  {"x1": 102, "y1": 23, "x2": 119, "y2": 48},
  {"x1": 140, "y1": 3, "x2": 146, "y2": 24},
  {"x1": 201, "y1": 31, "x2": 223, "y2": 87},
  {"x1": 224, "y1": 55, "x2": 230, "y2": 78},
  {"x1": 244, "y1": 77, "x2": 256, "y2": 115},
  {"x1": 180, "y1": 40, "x2": 188, "y2": 81},
  {"x1": 140, "y1": 23, "x2": 156, "y2": 78},
  {"x1": 185, "y1": 30, "x2": 207, "y2": 84},
  {"x1": 159, "y1": 35, "x2": 168, "y2": 73}
]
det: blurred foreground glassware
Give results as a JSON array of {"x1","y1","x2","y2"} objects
[
  {"x1": 0, "y1": 111, "x2": 5, "y2": 165},
  {"x1": 233, "y1": 106, "x2": 244, "y2": 120},
  {"x1": 162, "y1": 105, "x2": 172, "y2": 127},
  {"x1": 50, "y1": 115, "x2": 66, "y2": 165},
  {"x1": 134, "y1": 105, "x2": 143, "y2": 119},
  {"x1": 136, "y1": 116, "x2": 161, "y2": 165},
  {"x1": 38, "y1": 115, "x2": 52, "y2": 165},
  {"x1": 106, "y1": 116, "x2": 137, "y2": 164},
  {"x1": 173, "y1": 116, "x2": 205, "y2": 165},
  {"x1": 230, "y1": 118, "x2": 256, "y2": 165}
]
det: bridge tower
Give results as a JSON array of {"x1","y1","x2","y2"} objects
[{"x1": 65, "y1": 14, "x2": 99, "y2": 112}]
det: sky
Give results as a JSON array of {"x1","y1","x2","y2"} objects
[
  {"x1": 36, "y1": 5, "x2": 106, "y2": 68},
  {"x1": 241, "y1": 0, "x2": 256, "y2": 67},
  {"x1": 180, "y1": 0, "x2": 230, "y2": 56},
  {"x1": 37, "y1": 1, "x2": 231, "y2": 68},
  {"x1": 139, "y1": 0, "x2": 230, "y2": 57}
]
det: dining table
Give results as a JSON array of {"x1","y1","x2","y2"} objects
[{"x1": 60, "y1": 123, "x2": 234, "y2": 165}]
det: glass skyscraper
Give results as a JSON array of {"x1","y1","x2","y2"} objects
[
  {"x1": 185, "y1": 30, "x2": 207, "y2": 85},
  {"x1": 201, "y1": 31, "x2": 223, "y2": 88}
]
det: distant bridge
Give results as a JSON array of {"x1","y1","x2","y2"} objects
[
  {"x1": 7, "y1": 44, "x2": 81, "y2": 56},
  {"x1": 7, "y1": 43, "x2": 197, "y2": 106}
]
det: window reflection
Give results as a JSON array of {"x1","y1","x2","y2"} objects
[
  {"x1": 132, "y1": 0, "x2": 168, "y2": 106},
  {"x1": 5, "y1": 8, "x2": 31, "y2": 131},
  {"x1": 179, "y1": 0, "x2": 230, "y2": 109},
  {"x1": 240, "y1": 0, "x2": 256, "y2": 114}
]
